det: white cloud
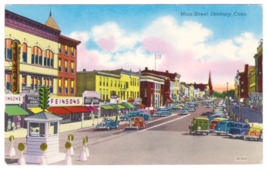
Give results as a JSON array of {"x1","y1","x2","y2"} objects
[{"x1": 68, "y1": 31, "x2": 90, "y2": 44}]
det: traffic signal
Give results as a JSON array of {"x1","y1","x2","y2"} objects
[{"x1": 39, "y1": 86, "x2": 50, "y2": 110}]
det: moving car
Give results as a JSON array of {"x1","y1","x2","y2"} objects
[
  {"x1": 154, "y1": 108, "x2": 172, "y2": 116},
  {"x1": 228, "y1": 122, "x2": 250, "y2": 139},
  {"x1": 124, "y1": 117, "x2": 146, "y2": 130},
  {"x1": 189, "y1": 117, "x2": 209, "y2": 135},
  {"x1": 209, "y1": 118, "x2": 228, "y2": 132},
  {"x1": 243, "y1": 126, "x2": 263, "y2": 141},
  {"x1": 120, "y1": 111, "x2": 150, "y2": 121},
  {"x1": 206, "y1": 102, "x2": 212, "y2": 108},
  {"x1": 168, "y1": 106, "x2": 180, "y2": 112},
  {"x1": 181, "y1": 107, "x2": 189, "y2": 115},
  {"x1": 214, "y1": 120, "x2": 234, "y2": 135},
  {"x1": 96, "y1": 117, "x2": 120, "y2": 130},
  {"x1": 188, "y1": 105, "x2": 196, "y2": 112}
]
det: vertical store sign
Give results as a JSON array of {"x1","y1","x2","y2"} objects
[{"x1": 12, "y1": 41, "x2": 21, "y2": 94}]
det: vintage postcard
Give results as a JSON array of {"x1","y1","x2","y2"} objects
[{"x1": 3, "y1": 4, "x2": 263, "y2": 165}]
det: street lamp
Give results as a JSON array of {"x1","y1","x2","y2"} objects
[
  {"x1": 229, "y1": 97, "x2": 232, "y2": 118},
  {"x1": 239, "y1": 98, "x2": 244, "y2": 122}
]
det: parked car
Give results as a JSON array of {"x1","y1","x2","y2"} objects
[
  {"x1": 176, "y1": 105, "x2": 184, "y2": 110},
  {"x1": 189, "y1": 117, "x2": 209, "y2": 135},
  {"x1": 181, "y1": 107, "x2": 189, "y2": 115},
  {"x1": 120, "y1": 111, "x2": 150, "y2": 121},
  {"x1": 168, "y1": 106, "x2": 180, "y2": 112},
  {"x1": 243, "y1": 126, "x2": 263, "y2": 141},
  {"x1": 96, "y1": 117, "x2": 120, "y2": 130},
  {"x1": 124, "y1": 117, "x2": 146, "y2": 130},
  {"x1": 209, "y1": 115, "x2": 226, "y2": 123},
  {"x1": 206, "y1": 103, "x2": 212, "y2": 108},
  {"x1": 154, "y1": 108, "x2": 172, "y2": 116},
  {"x1": 214, "y1": 120, "x2": 234, "y2": 135},
  {"x1": 188, "y1": 105, "x2": 196, "y2": 112},
  {"x1": 228, "y1": 122, "x2": 250, "y2": 139},
  {"x1": 138, "y1": 109, "x2": 151, "y2": 116},
  {"x1": 209, "y1": 118, "x2": 228, "y2": 132}
]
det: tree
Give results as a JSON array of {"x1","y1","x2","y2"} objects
[{"x1": 39, "y1": 86, "x2": 50, "y2": 110}]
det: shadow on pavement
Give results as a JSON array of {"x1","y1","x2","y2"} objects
[
  {"x1": 181, "y1": 133, "x2": 208, "y2": 136},
  {"x1": 5, "y1": 158, "x2": 17, "y2": 164},
  {"x1": 200, "y1": 112, "x2": 212, "y2": 117}
]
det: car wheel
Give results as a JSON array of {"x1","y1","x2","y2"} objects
[
  {"x1": 217, "y1": 133, "x2": 220, "y2": 135},
  {"x1": 107, "y1": 126, "x2": 110, "y2": 130},
  {"x1": 136, "y1": 126, "x2": 139, "y2": 130}
]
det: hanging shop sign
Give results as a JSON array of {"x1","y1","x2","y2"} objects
[
  {"x1": 5, "y1": 94, "x2": 23, "y2": 104},
  {"x1": 50, "y1": 97, "x2": 83, "y2": 106},
  {"x1": 21, "y1": 86, "x2": 37, "y2": 94},
  {"x1": 84, "y1": 97, "x2": 100, "y2": 105},
  {"x1": 11, "y1": 41, "x2": 21, "y2": 94},
  {"x1": 26, "y1": 94, "x2": 39, "y2": 105}
]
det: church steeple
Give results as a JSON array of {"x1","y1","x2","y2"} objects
[{"x1": 45, "y1": 7, "x2": 60, "y2": 31}]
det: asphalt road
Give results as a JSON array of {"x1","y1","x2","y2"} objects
[{"x1": 5, "y1": 101, "x2": 263, "y2": 165}]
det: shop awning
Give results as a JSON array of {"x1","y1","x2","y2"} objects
[
  {"x1": 101, "y1": 105, "x2": 115, "y2": 110},
  {"x1": 5, "y1": 106, "x2": 29, "y2": 116},
  {"x1": 47, "y1": 107, "x2": 71, "y2": 115},
  {"x1": 28, "y1": 108, "x2": 52, "y2": 114},
  {"x1": 170, "y1": 98, "x2": 176, "y2": 102},
  {"x1": 167, "y1": 99, "x2": 172, "y2": 103},
  {"x1": 122, "y1": 102, "x2": 135, "y2": 108},
  {"x1": 127, "y1": 98, "x2": 134, "y2": 102},
  {"x1": 140, "y1": 104, "x2": 146, "y2": 108},
  {"x1": 63, "y1": 106, "x2": 91, "y2": 114},
  {"x1": 111, "y1": 104, "x2": 126, "y2": 109},
  {"x1": 85, "y1": 106, "x2": 99, "y2": 111}
]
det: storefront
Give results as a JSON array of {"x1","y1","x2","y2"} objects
[{"x1": 5, "y1": 94, "x2": 28, "y2": 131}]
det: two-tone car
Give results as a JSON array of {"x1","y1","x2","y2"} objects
[
  {"x1": 168, "y1": 106, "x2": 180, "y2": 112},
  {"x1": 209, "y1": 118, "x2": 228, "y2": 132},
  {"x1": 96, "y1": 117, "x2": 120, "y2": 130},
  {"x1": 153, "y1": 108, "x2": 172, "y2": 116},
  {"x1": 188, "y1": 105, "x2": 196, "y2": 112},
  {"x1": 124, "y1": 117, "x2": 146, "y2": 130},
  {"x1": 189, "y1": 117, "x2": 209, "y2": 135},
  {"x1": 243, "y1": 126, "x2": 263, "y2": 141},
  {"x1": 208, "y1": 115, "x2": 226, "y2": 123},
  {"x1": 227, "y1": 122, "x2": 250, "y2": 139},
  {"x1": 120, "y1": 111, "x2": 150, "y2": 121},
  {"x1": 214, "y1": 120, "x2": 234, "y2": 135},
  {"x1": 206, "y1": 102, "x2": 212, "y2": 108}
]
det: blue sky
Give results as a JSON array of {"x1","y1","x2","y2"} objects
[{"x1": 5, "y1": 5, "x2": 263, "y2": 91}]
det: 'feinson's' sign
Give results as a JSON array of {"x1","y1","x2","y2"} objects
[{"x1": 49, "y1": 98, "x2": 83, "y2": 106}]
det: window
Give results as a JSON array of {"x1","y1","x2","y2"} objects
[
  {"x1": 124, "y1": 81, "x2": 126, "y2": 88},
  {"x1": 58, "y1": 43, "x2": 62, "y2": 54},
  {"x1": 145, "y1": 88, "x2": 147, "y2": 97},
  {"x1": 44, "y1": 51, "x2": 47, "y2": 66},
  {"x1": 6, "y1": 74, "x2": 11, "y2": 90},
  {"x1": 103, "y1": 89, "x2": 105, "y2": 100},
  {"x1": 242, "y1": 89, "x2": 244, "y2": 92},
  {"x1": 29, "y1": 122, "x2": 45, "y2": 137},
  {"x1": 22, "y1": 43, "x2": 27, "y2": 63},
  {"x1": 5, "y1": 39, "x2": 12, "y2": 60},
  {"x1": 50, "y1": 80, "x2": 53, "y2": 93},
  {"x1": 38, "y1": 78, "x2": 41, "y2": 89},
  {"x1": 111, "y1": 80, "x2": 113, "y2": 87},
  {"x1": 71, "y1": 80, "x2": 74, "y2": 95},
  {"x1": 65, "y1": 45, "x2": 68, "y2": 55},
  {"x1": 31, "y1": 77, "x2": 34, "y2": 89},
  {"x1": 100, "y1": 89, "x2": 102, "y2": 99},
  {"x1": 58, "y1": 79, "x2": 62, "y2": 94},
  {"x1": 118, "y1": 81, "x2": 120, "y2": 87},
  {"x1": 71, "y1": 62, "x2": 74, "y2": 74},
  {"x1": 103, "y1": 77, "x2": 105, "y2": 86},
  {"x1": 34, "y1": 79, "x2": 37, "y2": 90},
  {"x1": 65, "y1": 79, "x2": 68, "y2": 94},
  {"x1": 100, "y1": 77, "x2": 102, "y2": 86},
  {"x1": 71, "y1": 47, "x2": 75, "y2": 57},
  {"x1": 48, "y1": 122, "x2": 58, "y2": 136},
  {"x1": 46, "y1": 79, "x2": 49, "y2": 88},
  {"x1": 47, "y1": 50, "x2": 50, "y2": 67},
  {"x1": 65, "y1": 61, "x2": 68, "y2": 73},
  {"x1": 38, "y1": 48, "x2": 42, "y2": 65},
  {"x1": 50, "y1": 52, "x2": 54, "y2": 68},
  {"x1": 106, "y1": 89, "x2": 109, "y2": 99},
  {"x1": 22, "y1": 75, "x2": 26, "y2": 87},
  {"x1": 35, "y1": 47, "x2": 38, "y2": 65},
  {"x1": 107, "y1": 78, "x2": 109, "y2": 86},
  {"x1": 58, "y1": 60, "x2": 62, "y2": 72}
]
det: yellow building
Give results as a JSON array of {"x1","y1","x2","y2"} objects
[
  {"x1": 188, "y1": 85, "x2": 194, "y2": 99},
  {"x1": 5, "y1": 10, "x2": 60, "y2": 95},
  {"x1": 76, "y1": 69, "x2": 141, "y2": 102},
  {"x1": 199, "y1": 91, "x2": 205, "y2": 99}
]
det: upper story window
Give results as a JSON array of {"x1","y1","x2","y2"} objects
[
  {"x1": 65, "y1": 45, "x2": 68, "y2": 56},
  {"x1": 71, "y1": 47, "x2": 75, "y2": 57},
  {"x1": 71, "y1": 62, "x2": 74, "y2": 74},
  {"x1": 58, "y1": 79, "x2": 62, "y2": 94},
  {"x1": 38, "y1": 48, "x2": 42, "y2": 66},
  {"x1": 6, "y1": 74, "x2": 11, "y2": 90},
  {"x1": 22, "y1": 75, "x2": 26, "y2": 87},
  {"x1": 31, "y1": 47, "x2": 38, "y2": 64},
  {"x1": 107, "y1": 78, "x2": 109, "y2": 86},
  {"x1": 65, "y1": 61, "x2": 68, "y2": 73},
  {"x1": 100, "y1": 77, "x2": 102, "y2": 86},
  {"x1": 71, "y1": 80, "x2": 74, "y2": 95},
  {"x1": 65, "y1": 79, "x2": 69, "y2": 94},
  {"x1": 58, "y1": 60, "x2": 62, "y2": 72},
  {"x1": 103, "y1": 77, "x2": 105, "y2": 86},
  {"x1": 111, "y1": 80, "x2": 113, "y2": 87},
  {"x1": 50, "y1": 80, "x2": 53, "y2": 93},
  {"x1": 58, "y1": 43, "x2": 62, "y2": 54},
  {"x1": 22, "y1": 43, "x2": 27, "y2": 63},
  {"x1": 5, "y1": 39, "x2": 12, "y2": 60},
  {"x1": 115, "y1": 80, "x2": 117, "y2": 87},
  {"x1": 45, "y1": 50, "x2": 54, "y2": 67}
]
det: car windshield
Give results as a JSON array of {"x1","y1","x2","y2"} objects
[
  {"x1": 135, "y1": 118, "x2": 139, "y2": 121},
  {"x1": 218, "y1": 122, "x2": 226, "y2": 125},
  {"x1": 211, "y1": 121, "x2": 218, "y2": 124},
  {"x1": 249, "y1": 127, "x2": 261, "y2": 132},
  {"x1": 233, "y1": 124, "x2": 242, "y2": 128},
  {"x1": 183, "y1": 107, "x2": 188, "y2": 110},
  {"x1": 227, "y1": 123, "x2": 233, "y2": 127}
]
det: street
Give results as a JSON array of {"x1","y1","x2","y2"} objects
[
  {"x1": 5, "y1": 102, "x2": 263, "y2": 165},
  {"x1": 231, "y1": 105, "x2": 263, "y2": 123}
]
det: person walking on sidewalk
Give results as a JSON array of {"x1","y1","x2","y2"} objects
[
  {"x1": 12, "y1": 121, "x2": 16, "y2": 132},
  {"x1": 7, "y1": 119, "x2": 11, "y2": 132}
]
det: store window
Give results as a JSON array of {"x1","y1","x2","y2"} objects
[
  {"x1": 58, "y1": 79, "x2": 62, "y2": 94},
  {"x1": 71, "y1": 80, "x2": 74, "y2": 95},
  {"x1": 6, "y1": 74, "x2": 11, "y2": 90},
  {"x1": 22, "y1": 75, "x2": 26, "y2": 87},
  {"x1": 34, "y1": 79, "x2": 37, "y2": 90},
  {"x1": 65, "y1": 61, "x2": 68, "y2": 73},
  {"x1": 22, "y1": 43, "x2": 27, "y2": 63},
  {"x1": 50, "y1": 80, "x2": 53, "y2": 93},
  {"x1": 71, "y1": 62, "x2": 74, "y2": 74},
  {"x1": 58, "y1": 60, "x2": 62, "y2": 72},
  {"x1": 5, "y1": 39, "x2": 12, "y2": 60},
  {"x1": 58, "y1": 43, "x2": 62, "y2": 54},
  {"x1": 65, "y1": 79, "x2": 68, "y2": 94}
]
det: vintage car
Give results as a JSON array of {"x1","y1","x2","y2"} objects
[
  {"x1": 243, "y1": 126, "x2": 263, "y2": 141},
  {"x1": 214, "y1": 120, "x2": 234, "y2": 135},
  {"x1": 211, "y1": 110, "x2": 224, "y2": 116},
  {"x1": 188, "y1": 105, "x2": 196, "y2": 112},
  {"x1": 189, "y1": 117, "x2": 209, "y2": 135},
  {"x1": 209, "y1": 118, "x2": 228, "y2": 132},
  {"x1": 206, "y1": 102, "x2": 212, "y2": 108},
  {"x1": 96, "y1": 117, "x2": 120, "y2": 130},
  {"x1": 154, "y1": 108, "x2": 172, "y2": 116},
  {"x1": 168, "y1": 106, "x2": 180, "y2": 112},
  {"x1": 208, "y1": 115, "x2": 226, "y2": 123},
  {"x1": 181, "y1": 107, "x2": 189, "y2": 115},
  {"x1": 120, "y1": 111, "x2": 150, "y2": 121},
  {"x1": 124, "y1": 117, "x2": 146, "y2": 130},
  {"x1": 184, "y1": 103, "x2": 189, "y2": 108},
  {"x1": 228, "y1": 122, "x2": 250, "y2": 139},
  {"x1": 138, "y1": 109, "x2": 151, "y2": 116},
  {"x1": 176, "y1": 105, "x2": 184, "y2": 110}
]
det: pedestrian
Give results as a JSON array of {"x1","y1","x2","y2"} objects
[
  {"x1": 7, "y1": 119, "x2": 11, "y2": 132},
  {"x1": 12, "y1": 121, "x2": 16, "y2": 132}
]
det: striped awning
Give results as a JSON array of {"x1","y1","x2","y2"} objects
[
  {"x1": 122, "y1": 102, "x2": 135, "y2": 108},
  {"x1": 111, "y1": 104, "x2": 126, "y2": 109},
  {"x1": 140, "y1": 104, "x2": 146, "y2": 108},
  {"x1": 101, "y1": 105, "x2": 115, "y2": 110},
  {"x1": 47, "y1": 107, "x2": 71, "y2": 115}
]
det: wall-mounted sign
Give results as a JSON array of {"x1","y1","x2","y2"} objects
[
  {"x1": 250, "y1": 97, "x2": 254, "y2": 101},
  {"x1": 50, "y1": 98, "x2": 82, "y2": 106},
  {"x1": 11, "y1": 41, "x2": 20, "y2": 94},
  {"x1": 172, "y1": 94, "x2": 177, "y2": 99},
  {"x1": 84, "y1": 97, "x2": 99, "y2": 105},
  {"x1": 26, "y1": 94, "x2": 39, "y2": 104},
  {"x1": 5, "y1": 94, "x2": 23, "y2": 104},
  {"x1": 21, "y1": 86, "x2": 36, "y2": 94}
]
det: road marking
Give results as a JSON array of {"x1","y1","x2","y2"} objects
[
  {"x1": 139, "y1": 114, "x2": 191, "y2": 132},
  {"x1": 147, "y1": 114, "x2": 178, "y2": 124}
]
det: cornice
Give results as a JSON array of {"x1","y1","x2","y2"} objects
[{"x1": 5, "y1": 10, "x2": 60, "y2": 43}]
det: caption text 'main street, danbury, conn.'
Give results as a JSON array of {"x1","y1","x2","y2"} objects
[{"x1": 180, "y1": 12, "x2": 247, "y2": 17}]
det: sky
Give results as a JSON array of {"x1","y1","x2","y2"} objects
[{"x1": 5, "y1": 4, "x2": 263, "y2": 92}]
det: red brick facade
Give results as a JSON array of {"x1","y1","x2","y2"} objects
[
  {"x1": 257, "y1": 53, "x2": 262, "y2": 93},
  {"x1": 58, "y1": 35, "x2": 80, "y2": 96}
]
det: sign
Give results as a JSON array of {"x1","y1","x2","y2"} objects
[
  {"x1": 68, "y1": 134, "x2": 74, "y2": 141},
  {"x1": 40, "y1": 143, "x2": 47, "y2": 151},
  {"x1": 26, "y1": 94, "x2": 39, "y2": 105},
  {"x1": 5, "y1": 95, "x2": 23, "y2": 104},
  {"x1": 21, "y1": 86, "x2": 36, "y2": 94},
  {"x1": 110, "y1": 95, "x2": 119, "y2": 104},
  {"x1": 11, "y1": 41, "x2": 20, "y2": 94},
  {"x1": 50, "y1": 98, "x2": 82, "y2": 106},
  {"x1": 18, "y1": 143, "x2": 25, "y2": 151},
  {"x1": 84, "y1": 97, "x2": 100, "y2": 105},
  {"x1": 9, "y1": 135, "x2": 14, "y2": 142},
  {"x1": 65, "y1": 142, "x2": 72, "y2": 149},
  {"x1": 134, "y1": 98, "x2": 142, "y2": 104},
  {"x1": 255, "y1": 97, "x2": 258, "y2": 100}
]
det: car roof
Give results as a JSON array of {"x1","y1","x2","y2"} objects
[
  {"x1": 212, "y1": 118, "x2": 228, "y2": 121},
  {"x1": 250, "y1": 126, "x2": 262, "y2": 129},
  {"x1": 103, "y1": 117, "x2": 115, "y2": 121},
  {"x1": 218, "y1": 120, "x2": 232, "y2": 123},
  {"x1": 194, "y1": 117, "x2": 208, "y2": 120},
  {"x1": 233, "y1": 122, "x2": 249, "y2": 125},
  {"x1": 131, "y1": 116, "x2": 144, "y2": 120}
]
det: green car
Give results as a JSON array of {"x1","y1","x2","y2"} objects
[{"x1": 189, "y1": 117, "x2": 209, "y2": 135}]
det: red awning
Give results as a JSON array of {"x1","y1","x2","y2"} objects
[
  {"x1": 128, "y1": 98, "x2": 134, "y2": 102},
  {"x1": 85, "y1": 106, "x2": 99, "y2": 111},
  {"x1": 63, "y1": 106, "x2": 91, "y2": 114},
  {"x1": 48, "y1": 107, "x2": 71, "y2": 115},
  {"x1": 140, "y1": 104, "x2": 146, "y2": 108}
]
